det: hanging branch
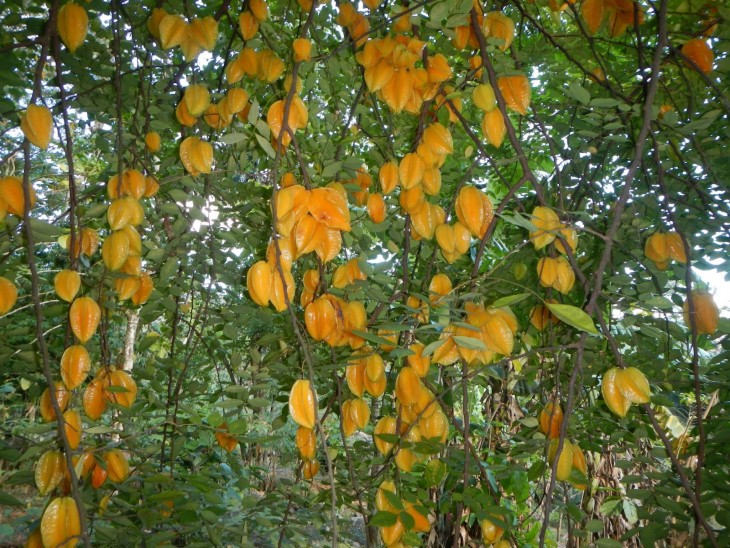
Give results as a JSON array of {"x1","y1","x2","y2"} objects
[{"x1": 19, "y1": 1, "x2": 90, "y2": 543}]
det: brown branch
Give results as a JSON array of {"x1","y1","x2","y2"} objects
[{"x1": 538, "y1": 1, "x2": 670, "y2": 544}]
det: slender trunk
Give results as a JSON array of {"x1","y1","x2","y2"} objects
[{"x1": 122, "y1": 309, "x2": 140, "y2": 370}]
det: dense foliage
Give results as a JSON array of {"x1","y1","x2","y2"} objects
[{"x1": 0, "y1": 0, "x2": 728, "y2": 546}]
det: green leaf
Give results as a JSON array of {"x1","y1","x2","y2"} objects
[
  {"x1": 255, "y1": 133, "x2": 276, "y2": 158},
  {"x1": 0, "y1": 491, "x2": 23, "y2": 506},
  {"x1": 546, "y1": 303, "x2": 599, "y2": 334},
  {"x1": 599, "y1": 497, "x2": 622, "y2": 516},
  {"x1": 220, "y1": 133, "x2": 247, "y2": 145},
  {"x1": 399, "y1": 510, "x2": 415, "y2": 530},
  {"x1": 491, "y1": 293, "x2": 529, "y2": 307},
  {"x1": 595, "y1": 540, "x2": 623, "y2": 548},
  {"x1": 369, "y1": 511, "x2": 397, "y2": 527},
  {"x1": 321, "y1": 161, "x2": 342, "y2": 178},
  {"x1": 30, "y1": 218, "x2": 64, "y2": 242},
  {"x1": 567, "y1": 82, "x2": 590, "y2": 105},
  {"x1": 351, "y1": 330, "x2": 399, "y2": 348},
  {"x1": 421, "y1": 338, "x2": 446, "y2": 357},
  {"x1": 248, "y1": 398, "x2": 270, "y2": 408},
  {"x1": 453, "y1": 336, "x2": 487, "y2": 350}
]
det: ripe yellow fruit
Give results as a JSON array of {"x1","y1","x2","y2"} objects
[
  {"x1": 54, "y1": 270, "x2": 81, "y2": 303},
  {"x1": 41, "y1": 497, "x2": 80, "y2": 548},
  {"x1": 60, "y1": 345, "x2": 91, "y2": 389},
  {"x1": 582, "y1": 0, "x2": 605, "y2": 34},
  {"x1": 537, "y1": 256, "x2": 575, "y2": 294},
  {"x1": 554, "y1": 227, "x2": 578, "y2": 255},
  {"x1": 529, "y1": 303, "x2": 558, "y2": 331},
  {"x1": 644, "y1": 232, "x2": 668, "y2": 267},
  {"x1": 455, "y1": 186, "x2": 493, "y2": 239},
  {"x1": 295, "y1": 426, "x2": 316, "y2": 459},
  {"x1": 257, "y1": 49, "x2": 285, "y2": 82},
  {"x1": 107, "y1": 197, "x2": 143, "y2": 231},
  {"x1": 180, "y1": 136, "x2": 214, "y2": 175},
  {"x1": 305, "y1": 297, "x2": 337, "y2": 341},
  {"x1": 341, "y1": 399, "x2": 357, "y2": 437},
  {"x1": 21, "y1": 104, "x2": 53, "y2": 149},
  {"x1": 365, "y1": 371, "x2": 387, "y2": 398},
  {"x1": 547, "y1": 438, "x2": 574, "y2": 481},
  {"x1": 175, "y1": 99, "x2": 197, "y2": 127},
  {"x1": 375, "y1": 479, "x2": 397, "y2": 512},
  {"x1": 374, "y1": 416, "x2": 397, "y2": 455},
  {"x1": 302, "y1": 459, "x2": 319, "y2": 480},
  {"x1": 0, "y1": 176, "x2": 36, "y2": 217},
  {"x1": 399, "y1": 153, "x2": 425, "y2": 190},
  {"x1": 104, "y1": 449, "x2": 130, "y2": 483},
  {"x1": 266, "y1": 96, "x2": 309, "y2": 147},
  {"x1": 429, "y1": 273, "x2": 452, "y2": 303},
  {"x1": 602, "y1": 367, "x2": 631, "y2": 417},
  {"x1": 498, "y1": 75, "x2": 531, "y2": 116},
  {"x1": 367, "y1": 193, "x2": 386, "y2": 224},
  {"x1": 289, "y1": 379, "x2": 316, "y2": 429},
  {"x1": 69, "y1": 296, "x2": 101, "y2": 343},
  {"x1": 380, "y1": 519, "x2": 405, "y2": 546},
  {"x1": 131, "y1": 272, "x2": 154, "y2": 305},
  {"x1": 239, "y1": 11, "x2": 259, "y2": 40},
  {"x1": 116, "y1": 275, "x2": 141, "y2": 301},
  {"x1": 614, "y1": 367, "x2": 651, "y2": 404},
  {"x1": 480, "y1": 517, "x2": 504, "y2": 545},
  {"x1": 83, "y1": 379, "x2": 106, "y2": 420},
  {"x1": 25, "y1": 528, "x2": 43, "y2": 548},
  {"x1": 186, "y1": 16, "x2": 217, "y2": 52},
  {"x1": 215, "y1": 423, "x2": 238, "y2": 452},
  {"x1": 269, "y1": 267, "x2": 295, "y2": 311},
  {"x1": 147, "y1": 8, "x2": 168, "y2": 38},
  {"x1": 249, "y1": 0, "x2": 269, "y2": 21},
  {"x1": 404, "y1": 501, "x2": 431, "y2": 533},
  {"x1": 345, "y1": 360, "x2": 365, "y2": 397},
  {"x1": 204, "y1": 103, "x2": 228, "y2": 130},
  {"x1": 293, "y1": 38, "x2": 312, "y2": 62},
  {"x1": 57, "y1": 3, "x2": 88, "y2": 53},
  {"x1": 69, "y1": 227, "x2": 99, "y2": 258},
  {"x1": 363, "y1": 353, "x2": 384, "y2": 383},
  {"x1": 63, "y1": 409, "x2": 82, "y2": 450},
  {"x1": 683, "y1": 291, "x2": 719, "y2": 335},
  {"x1": 183, "y1": 84, "x2": 211, "y2": 117},
  {"x1": 159, "y1": 14, "x2": 188, "y2": 49},
  {"x1": 307, "y1": 187, "x2": 350, "y2": 232},
  {"x1": 145, "y1": 131, "x2": 161, "y2": 153},
  {"x1": 472, "y1": 83, "x2": 497, "y2": 112},
  {"x1": 682, "y1": 38, "x2": 713, "y2": 73},
  {"x1": 394, "y1": 430, "x2": 420, "y2": 472},
  {"x1": 482, "y1": 12, "x2": 515, "y2": 51},
  {"x1": 529, "y1": 206, "x2": 561, "y2": 249},
  {"x1": 0, "y1": 277, "x2": 18, "y2": 315},
  {"x1": 104, "y1": 369, "x2": 137, "y2": 408},
  {"x1": 571, "y1": 443, "x2": 588, "y2": 490},
  {"x1": 538, "y1": 402, "x2": 563, "y2": 439},
  {"x1": 422, "y1": 122, "x2": 453, "y2": 156},
  {"x1": 482, "y1": 109, "x2": 506, "y2": 148},
  {"x1": 395, "y1": 367, "x2": 422, "y2": 407},
  {"x1": 224, "y1": 88, "x2": 249, "y2": 117},
  {"x1": 35, "y1": 450, "x2": 65, "y2": 496},
  {"x1": 419, "y1": 409, "x2": 448, "y2": 443},
  {"x1": 349, "y1": 397, "x2": 371, "y2": 429},
  {"x1": 406, "y1": 342, "x2": 430, "y2": 377},
  {"x1": 40, "y1": 382, "x2": 69, "y2": 422},
  {"x1": 247, "y1": 261, "x2": 273, "y2": 307},
  {"x1": 102, "y1": 230, "x2": 131, "y2": 271},
  {"x1": 665, "y1": 232, "x2": 687, "y2": 264}
]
